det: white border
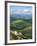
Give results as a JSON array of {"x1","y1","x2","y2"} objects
[{"x1": 7, "y1": 3, "x2": 35, "y2": 43}]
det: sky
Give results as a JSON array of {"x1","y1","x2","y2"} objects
[{"x1": 10, "y1": 6, "x2": 32, "y2": 15}]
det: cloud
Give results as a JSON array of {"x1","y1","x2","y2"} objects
[
  {"x1": 10, "y1": 6, "x2": 32, "y2": 15},
  {"x1": 14, "y1": 9, "x2": 32, "y2": 14}
]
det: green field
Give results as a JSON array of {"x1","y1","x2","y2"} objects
[{"x1": 10, "y1": 19, "x2": 32, "y2": 40}]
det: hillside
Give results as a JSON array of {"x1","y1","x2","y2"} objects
[{"x1": 10, "y1": 19, "x2": 32, "y2": 40}]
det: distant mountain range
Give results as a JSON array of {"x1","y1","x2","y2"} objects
[{"x1": 10, "y1": 14, "x2": 32, "y2": 20}]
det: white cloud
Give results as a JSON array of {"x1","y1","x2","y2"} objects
[{"x1": 14, "y1": 9, "x2": 32, "y2": 14}]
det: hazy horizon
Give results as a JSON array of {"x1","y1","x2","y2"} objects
[{"x1": 10, "y1": 6, "x2": 32, "y2": 19}]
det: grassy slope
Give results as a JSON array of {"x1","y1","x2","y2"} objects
[{"x1": 10, "y1": 20, "x2": 32, "y2": 40}]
